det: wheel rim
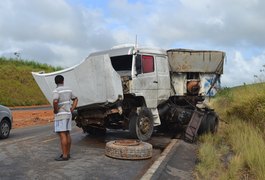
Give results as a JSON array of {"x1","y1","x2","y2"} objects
[
  {"x1": 1, "y1": 122, "x2": 10, "y2": 136},
  {"x1": 139, "y1": 116, "x2": 151, "y2": 134}
]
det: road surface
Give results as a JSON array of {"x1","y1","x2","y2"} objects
[{"x1": 0, "y1": 123, "x2": 172, "y2": 180}]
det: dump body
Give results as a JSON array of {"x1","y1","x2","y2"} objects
[
  {"x1": 167, "y1": 49, "x2": 225, "y2": 96},
  {"x1": 167, "y1": 49, "x2": 224, "y2": 74}
]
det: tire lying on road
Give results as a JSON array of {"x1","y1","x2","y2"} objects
[{"x1": 105, "y1": 139, "x2": 152, "y2": 160}]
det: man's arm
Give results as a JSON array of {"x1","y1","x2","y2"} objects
[
  {"x1": 71, "y1": 98, "x2": 78, "y2": 113},
  {"x1": 53, "y1": 99, "x2": 59, "y2": 114}
]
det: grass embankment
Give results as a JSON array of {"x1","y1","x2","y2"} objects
[
  {"x1": 195, "y1": 83, "x2": 265, "y2": 180},
  {"x1": 0, "y1": 57, "x2": 62, "y2": 106}
]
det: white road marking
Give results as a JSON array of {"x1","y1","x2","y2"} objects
[
  {"x1": 140, "y1": 139, "x2": 179, "y2": 180},
  {"x1": 41, "y1": 137, "x2": 57, "y2": 143}
]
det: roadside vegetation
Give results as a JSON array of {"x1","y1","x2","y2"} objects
[
  {"x1": 0, "y1": 57, "x2": 62, "y2": 106},
  {"x1": 195, "y1": 83, "x2": 265, "y2": 180}
]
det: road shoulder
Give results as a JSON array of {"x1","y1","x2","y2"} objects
[{"x1": 141, "y1": 139, "x2": 197, "y2": 180}]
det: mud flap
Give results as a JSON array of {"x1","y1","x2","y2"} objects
[{"x1": 184, "y1": 110, "x2": 205, "y2": 143}]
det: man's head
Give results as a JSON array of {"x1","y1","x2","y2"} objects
[{"x1": 55, "y1": 75, "x2": 64, "y2": 85}]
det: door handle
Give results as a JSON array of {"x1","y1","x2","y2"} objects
[{"x1": 153, "y1": 81, "x2": 158, "y2": 83}]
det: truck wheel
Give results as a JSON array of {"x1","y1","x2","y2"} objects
[
  {"x1": 198, "y1": 111, "x2": 218, "y2": 135},
  {"x1": 105, "y1": 139, "x2": 152, "y2": 160},
  {"x1": 0, "y1": 119, "x2": 11, "y2": 139},
  {"x1": 129, "y1": 107, "x2": 154, "y2": 141},
  {"x1": 210, "y1": 114, "x2": 219, "y2": 134}
]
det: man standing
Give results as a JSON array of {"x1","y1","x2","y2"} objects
[{"x1": 53, "y1": 75, "x2": 78, "y2": 161}]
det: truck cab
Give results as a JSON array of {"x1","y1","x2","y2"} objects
[
  {"x1": 89, "y1": 45, "x2": 171, "y2": 107},
  {"x1": 89, "y1": 46, "x2": 171, "y2": 128}
]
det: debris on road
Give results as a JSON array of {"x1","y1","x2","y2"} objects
[{"x1": 105, "y1": 139, "x2": 152, "y2": 160}]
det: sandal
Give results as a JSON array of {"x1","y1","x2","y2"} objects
[
  {"x1": 55, "y1": 155, "x2": 69, "y2": 161},
  {"x1": 60, "y1": 154, "x2": 71, "y2": 159}
]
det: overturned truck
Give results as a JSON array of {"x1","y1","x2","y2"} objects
[{"x1": 32, "y1": 45, "x2": 225, "y2": 142}]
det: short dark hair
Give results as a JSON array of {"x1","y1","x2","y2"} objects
[{"x1": 55, "y1": 75, "x2": 64, "y2": 84}]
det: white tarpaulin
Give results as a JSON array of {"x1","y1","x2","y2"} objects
[{"x1": 32, "y1": 54, "x2": 123, "y2": 107}]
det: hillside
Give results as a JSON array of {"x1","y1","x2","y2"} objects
[
  {"x1": 213, "y1": 83, "x2": 265, "y2": 130},
  {"x1": 195, "y1": 83, "x2": 265, "y2": 180},
  {"x1": 0, "y1": 57, "x2": 62, "y2": 106}
]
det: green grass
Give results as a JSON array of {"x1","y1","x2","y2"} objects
[
  {"x1": 225, "y1": 119, "x2": 265, "y2": 180},
  {"x1": 195, "y1": 83, "x2": 265, "y2": 180},
  {"x1": 195, "y1": 135, "x2": 223, "y2": 179},
  {"x1": 0, "y1": 57, "x2": 62, "y2": 106}
]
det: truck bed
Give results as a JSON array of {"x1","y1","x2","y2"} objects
[{"x1": 167, "y1": 49, "x2": 225, "y2": 74}]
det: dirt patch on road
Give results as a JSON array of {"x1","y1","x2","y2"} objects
[{"x1": 12, "y1": 108, "x2": 54, "y2": 129}]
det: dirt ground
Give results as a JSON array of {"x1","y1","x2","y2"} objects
[{"x1": 12, "y1": 107, "x2": 54, "y2": 129}]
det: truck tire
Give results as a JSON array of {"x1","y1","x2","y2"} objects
[
  {"x1": 198, "y1": 111, "x2": 219, "y2": 135},
  {"x1": 209, "y1": 113, "x2": 219, "y2": 134},
  {"x1": 105, "y1": 140, "x2": 152, "y2": 160},
  {"x1": 129, "y1": 107, "x2": 154, "y2": 141}
]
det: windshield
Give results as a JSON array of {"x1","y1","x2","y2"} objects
[{"x1": 110, "y1": 55, "x2": 132, "y2": 71}]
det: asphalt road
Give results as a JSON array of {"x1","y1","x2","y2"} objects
[{"x1": 0, "y1": 123, "x2": 172, "y2": 180}]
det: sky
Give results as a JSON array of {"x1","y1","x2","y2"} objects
[{"x1": 1, "y1": 0, "x2": 265, "y2": 87}]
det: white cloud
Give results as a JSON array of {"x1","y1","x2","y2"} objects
[
  {"x1": 0, "y1": 0, "x2": 117, "y2": 65},
  {"x1": 1, "y1": 0, "x2": 265, "y2": 87},
  {"x1": 222, "y1": 51, "x2": 265, "y2": 87}
]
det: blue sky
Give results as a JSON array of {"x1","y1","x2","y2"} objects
[{"x1": 1, "y1": 0, "x2": 265, "y2": 87}]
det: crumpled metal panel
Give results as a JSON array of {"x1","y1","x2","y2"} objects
[
  {"x1": 167, "y1": 49, "x2": 225, "y2": 74},
  {"x1": 184, "y1": 110, "x2": 205, "y2": 143},
  {"x1": 199, "y1": 74, "x2": 221, "y2": 96},
  {"x1": 32, "y1": 54, "x2": 123, "y2": 108}
]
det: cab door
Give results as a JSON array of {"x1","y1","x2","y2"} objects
[
  {"x1": 156, "y1": 56, "x2": 171, "y2": 104},
  {"x1": 131, "y1": 54, "x2": 158, "y2": 108}
]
